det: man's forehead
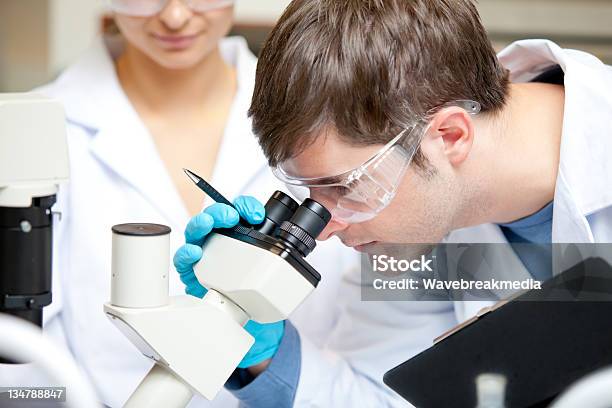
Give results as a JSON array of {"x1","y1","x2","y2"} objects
[{"x1": 281, "y1": 132, "x2": 384, "y2": 178}]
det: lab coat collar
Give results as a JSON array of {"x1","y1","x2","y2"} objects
[
  {"x1": 52, "y1": 35, "x2": 263, "y2": 224},
  {"x1": 498, "y1": 39, "x2": 612, "y2": 242}
]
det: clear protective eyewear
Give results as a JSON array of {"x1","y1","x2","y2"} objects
[
  {"x1": 272, "y1": 100, "x2": 482, "y2": 224},
  {"x1": 107, "y1": 0, "x2": 234, "y2": 16}
]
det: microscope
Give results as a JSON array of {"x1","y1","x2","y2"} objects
[
  {"x1": 0, "y1": 93, "x2": 69, "y2": 344},
  {"x1": 0, "y1": 93, "x2": 101, "y2": 407},
  {"x1": 105, "y1": 185, "x2": 331, "y2": 407}
]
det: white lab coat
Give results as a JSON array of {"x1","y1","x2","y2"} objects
[
  {"x1": 0, "y1": 36, "x2": 414, "y2": 408},
  {"x1": 448, "y1": 39, "x2": 612, "y2": 320}
]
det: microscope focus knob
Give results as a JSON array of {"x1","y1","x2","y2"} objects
[{"x1": 279, "y1": 221, "x2": 316, "y2": 254}]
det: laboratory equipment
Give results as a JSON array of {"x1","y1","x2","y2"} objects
[
  {"x1": 104, "y1": 185, "x2": 330, "y2": 407},
  {"x1": 0, "y1": 93, "x2": 100, "y2": 407},
  {"x1": 272, "y1": 100, "x2": 481, "y2": 224},
  {"x1": 475, "y1": 373, "x2": 507, "y2": 408},
  {"x1": 0, "y1": 93, "x2": 68, "y2": 330}
]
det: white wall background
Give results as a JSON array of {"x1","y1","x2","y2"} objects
[
  {"x1": 0, "y1": 0, "x2": 105, "y2": 92},
  {"x1": 0, "y1": 0, "x2": 51, "y2": 92},
  {"x1": 234, "y1": 0, "x2": 290, "y2": 24}
]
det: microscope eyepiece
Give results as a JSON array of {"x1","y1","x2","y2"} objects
[
  {"x1": 278, "y1": 198, "x2": 331, "y2": 257},
  {"x1": 257, "y1": 191, "x2": 299, "y2": 236},
  {"x1": 269, "y1": 191, "x2": 300, "y2": 212},
  {"x1": 288, "y1": 199, "x2": 331, "y2": 236},
  {"x1": 264, "y1": 191, "x2": 299, "y2": 227},
  {"x1": 252, "y1": 192, "x2": 331, "y2": 256}
]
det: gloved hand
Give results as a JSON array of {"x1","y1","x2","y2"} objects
[{"x1": 173, "y1": 196, "x2": 285, "y2": 369}]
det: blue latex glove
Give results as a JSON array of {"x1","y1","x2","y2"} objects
[{"x1": 173, "y1": 196, "x2": 285, "y2": 369}]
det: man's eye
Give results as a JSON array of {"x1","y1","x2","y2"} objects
[
  {"x1": 330, "y1": 185, "x2": 350, "y2": 196},
  {"x1": 311, "y1": 186, "x2": 349, "y2": 200}
]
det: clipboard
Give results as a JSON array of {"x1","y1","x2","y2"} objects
[{"x1": 383, "y1": 257, "x2": 612, "y2": 408}]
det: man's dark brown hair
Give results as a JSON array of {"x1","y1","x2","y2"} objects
[{"x1": 249, "y1": 0, "x2": 510, "y2": 169}]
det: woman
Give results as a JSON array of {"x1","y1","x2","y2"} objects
[{"x1": 5, "y1": 1, "x2": 357, "y2": 407}]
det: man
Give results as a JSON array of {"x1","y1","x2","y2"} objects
[{"x1": 175, "y1": 0, "x2": 612, "y2": 406}]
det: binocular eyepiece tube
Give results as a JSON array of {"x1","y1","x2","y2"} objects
[{"x1": 258, "y1": 191, "x2": 331, "y2": 257}]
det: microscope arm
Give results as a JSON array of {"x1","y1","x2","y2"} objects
[{"x1": 105, "y1": 291, "x2": 254, "y2": 404}]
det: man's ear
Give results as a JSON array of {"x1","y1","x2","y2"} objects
[{"x1": 425, "y1": 107, "x2": 475, "y2": 166}]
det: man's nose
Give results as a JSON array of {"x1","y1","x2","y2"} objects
[
  {"x1": 317, "y1": 218, "x2": 349, "y2": 241},
  {"x1": 158, "y1": 0, "x2": 192, "y2": 31}
]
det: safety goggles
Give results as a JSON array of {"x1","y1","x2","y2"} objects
[
  {"x1": 272, "y1": 100, "x2": 482, "y2": 224},
  {"x1": 108, "y1": 0, "x2": 234, "y2": 17}
]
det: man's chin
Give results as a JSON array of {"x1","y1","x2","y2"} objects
[{"x1": 354, "y1": 241, "x2": 383, "y2": 254}]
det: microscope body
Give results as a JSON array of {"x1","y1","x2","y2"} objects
[
  {"x1": 195, "y1": 225, "x2": 321, "y2": 323},
  {"x1": 105, "y1": 193, "x2": 330, "y2": 405}
]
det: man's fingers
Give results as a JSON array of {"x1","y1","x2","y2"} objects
[
  {"x1": 173, "y1": 244, "x2": 203, "y2": 274},
  {"x1": 185, "y1": 203, "x2": 240, "y2": 245},
  {"x1": 204, "y1": 203, "x2": 240, "y2": 228},
  {"x1": 185, "y1": 213, "x2": 214, "y2": 245},
  {"x1": 233, "y1": 196, "x2": 265, "y2": 225}
]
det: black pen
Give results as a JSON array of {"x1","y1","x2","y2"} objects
[
  {"x1": 183, "y1": 168, "x2": 234, "y2": 208},
  {"x1": 183, "y1": 168, "x2": 253, "y2": 228}
]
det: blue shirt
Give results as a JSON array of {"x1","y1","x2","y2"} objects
[
  {"x1": 225, "y1": 321, "x2": 301, "y2": 408},
  {"x1": 499, "y1": 202, "x2": 554, "y2": 281}
]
